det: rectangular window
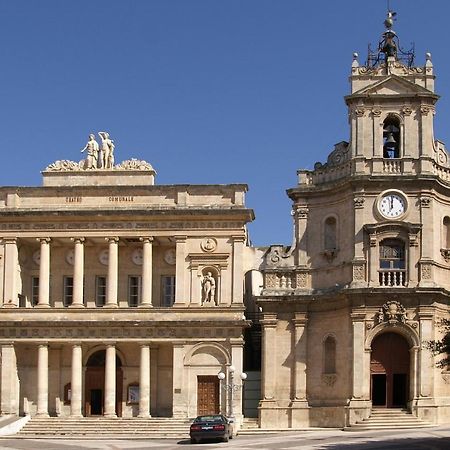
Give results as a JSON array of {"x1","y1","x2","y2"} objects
[
  {"x1": 161, "y1": 275, "x2": 176, "y2": 307},
  {"x1": 63, "y1": 276, "x2": 74, "y2": 307},
  {"x1": 31, "y1": 276, "x2": 40, "y2": 306},
  {"x1": 128, "y1": 276, "x2": 141, "y2": 307},
  {"x1": 96, "y1": 276, "x2": 107, "y2": 307}
]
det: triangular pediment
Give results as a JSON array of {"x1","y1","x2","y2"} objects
[{"x1": 352, "y1": 75, "x2": 433, "y2": 96}]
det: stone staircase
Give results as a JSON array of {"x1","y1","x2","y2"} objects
[
  {"x1": 15, "y1": 417, "x2": 193, "y2": 439},
  {"x1": 346, "y1": 408, "x2": 434, "y2": 431}
]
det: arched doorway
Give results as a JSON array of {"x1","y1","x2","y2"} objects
[
  {"x1": 371, "y1": 332, "x2": 409, "y2": 408},
  {"x1": 85, "y1": 350, "x2": 123, "y2": 416}
]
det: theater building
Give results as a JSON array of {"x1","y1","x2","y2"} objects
[
  {"x1": 0, "y1": 154, "x2": 253, "y2": 423},
  {"x1": 255, "y1": 14, "x2": 450, "y2": 428}
]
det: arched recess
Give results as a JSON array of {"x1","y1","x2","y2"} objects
[
  {"x1": 84, "y1": 347, "x2": 124, "y2": 417},
  {"x1": 383, "y1": 114, "x2": 403, "y2": 158},
  {"x1": 323, "y1": 215, "x2": 338, "y2": 254},
  {"x1": 184, "y1": 342, "x2": 230, "y2": 367},
  {"x1": 443, "y1": 216, "x2": 450, "y2": 248},
  {"x1": 365, "y1": 324, "x2": 420, "y2": 409},
  {"x1": 200, "y1": 266, "x2": 220, "y2": 306}
]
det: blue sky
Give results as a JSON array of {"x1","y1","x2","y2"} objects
[{"x1": 1, "y1": 0, "x2": 449, "y2": 246}]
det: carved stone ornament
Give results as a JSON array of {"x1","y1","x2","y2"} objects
[
  {"x1": 32, "y1": 250, "x2": 41, "y2": 266},
  {"x1": 99, "y1": 249, "x2": 109, "y2": 266},
  {"x1": 322, "y1": 248, "x2": 338, "y2": 262},
  {"x1": 354, "y1": 197, "x2": 365, "y2": 208},
  {"x1": 66, "y1": 250, "x2": 75, "y2": 266},
  {"x1": 441, "y1": 249, "x2": 450, "y2": 262},
  {"x1": 45, "y1": 160, "x2": 83, "y2": 171},
  {"x1": 353, "y1": 264, "x2": 365, "y2": 281},
  {"x1": 164, "y1": 249, "x2": 176, "y2": 265},
  {"x1": 371, "y1": 108, "x2": 382, "y2": 117},
  {"x1": 401, "y1": 106, "x2": 413, "y2": 116},
  {"x1": 420, "y1": 106, "x2": 431, "y2": 116},
  {"x1": 355, "y1": 108, "x2": 365, "y2": 117},
  {"x1": 115, "y1": 159, "x2": 154, "y2": 171},
  {"x1": 131, "y1": 248, "x2": 143, "y2": 266},
  {"x1": 200, "y1": 238, "x2": 217, "y2": 253},
  {"x1": 264, "y1": 273, "x2": 278, "y2": 289},
  {"x1": 296, "y1": 272, "x2": 308, "y2": 288},
  {"x1": 421, "y1": 264, "x2": 432, "y2": 279},
  {"x1": 322, "y1": 374, "x2": 337, "y2": 386},
  {"x1": 376, "y1": 301, "x2": 407, "y2": 324},
  {"x1": 420, "y1": 197, "x2": 431, "y2": 207},
  {"x1": 296, "y1": 208, "x2": 308, "y2": 219}
]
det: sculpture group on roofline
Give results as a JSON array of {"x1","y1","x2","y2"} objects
[{"x1": 81, "y1": 132, "x2": 115, "y2": 169}]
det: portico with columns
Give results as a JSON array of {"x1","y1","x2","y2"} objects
[{"x1": 0, "y1": 156, "x2": 253, "y2": 422}]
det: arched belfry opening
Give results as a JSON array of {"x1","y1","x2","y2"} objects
[
  {"x1": 370, "y1": 332, "x2": 410, "y2": 408},
  {"x1": 383, "y1": 116, "x2": 401, "y2": 158}
]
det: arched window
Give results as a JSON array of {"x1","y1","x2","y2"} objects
[
  {"x1": 379, "y1": 239, "x2": 406, "y2": 286},
  {"x1": 443, "y1": 216, "x2": 450, "y2": 248},
  {"x1": 324, "y1": 216, "x2": 337, "y2": 251},
  {"x1": 383, "y1": 116, "x2": 401, "y2": 158},
  {"x1": 323, "y1": 336, "x2": 336, "y2": 374}
]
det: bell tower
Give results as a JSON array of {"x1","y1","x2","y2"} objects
[{"x1": 346, "y1": 11, "x2": 440, "y2": 171}]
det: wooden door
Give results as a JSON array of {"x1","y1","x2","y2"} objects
[
  {"x1": 197, "y1": 376, "x2": 219, "y2": 416},
  {"x1": 85, "y1": 367, "x2": 123, "y2": 416}
]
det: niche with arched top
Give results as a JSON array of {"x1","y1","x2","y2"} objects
[{"x1": 323, "y1": 335, "x2": 337, "y2": 374}]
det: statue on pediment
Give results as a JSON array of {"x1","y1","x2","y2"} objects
[
  {"x1": 98, "y1": 131, "x2": 115, "y2": 169},
  {"x1": 81, "y1": 134, "x2": 100, "y2": 169}
]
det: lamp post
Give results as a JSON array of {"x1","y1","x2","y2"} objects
[{"x1": 217, "y1": 365, "x2": 247, "y2": 420}]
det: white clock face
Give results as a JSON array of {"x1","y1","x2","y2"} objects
[{"x1": 379, "y1": 194, "x2": 406, "y2": 218}]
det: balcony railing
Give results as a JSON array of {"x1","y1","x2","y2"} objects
[{"x1": 378, "y1": 269, "x2": 407, "y2": 287}]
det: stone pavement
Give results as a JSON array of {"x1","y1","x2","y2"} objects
[{"x1": 0, "y1": 426, "x2": 449, "y2": 449}]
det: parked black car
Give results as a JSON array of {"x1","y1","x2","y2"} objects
[{"x1": 189, "y1": 414, "x2": 234, "y2": 443}]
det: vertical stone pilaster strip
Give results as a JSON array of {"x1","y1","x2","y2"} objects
[
  {"x1": 140, "y1": 237, "x2": 153, "y2": 307},
  {"x1": 71, "y1": 238, "x2": 85, "y2": 307},
  {"x1": 106, "y1": 237, "x2": 119, "y2": 307},
  {"x1": 174, "y1": 236, "x2": 187, "y2": 306}
]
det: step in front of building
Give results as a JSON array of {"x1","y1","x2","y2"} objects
[
  {"x1": 15, "y1": 417, "x2": 193, "y2": 439},
  {"x1": 345, "y1": 408, "x2": 434, "y2": 431}
]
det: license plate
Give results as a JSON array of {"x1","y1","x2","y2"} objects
[{"x1": 202, "y1": 426, "x2": 213, "y2": 430}]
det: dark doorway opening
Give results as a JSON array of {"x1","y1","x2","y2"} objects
[
  {"x1": 370, "y1": 332, "x2": 410, "y2": 408},
  {"x1": 372, "y1": 374, "x2": 387, "y2": 406},
  {"x1": 90, "y1": 389, "x2": 103, "y2": 415}
]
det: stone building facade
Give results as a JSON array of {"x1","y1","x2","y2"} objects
[
  {"x1": 0, "y1": 155, "x2": 253, "y2": 422},
  {"x1": 255, "y1": 15, "x2": 450, "y2": 427}
]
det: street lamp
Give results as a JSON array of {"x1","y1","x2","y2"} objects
[{"x1": 217, "y1": 365, "x2": 247, "y2": 420}]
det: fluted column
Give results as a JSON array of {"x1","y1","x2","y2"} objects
[
  {"x1": 37, "y1": 238, "x2": 51, "y2": 307},
  {"x1": 138, "y1": 344, "x2": 151, "y2": 417},
  {"x1": 70, "y1": 343, "x2": 83, "y2": 417},
  {"x1": 104, "y1": 344, "x2": 116, "y2": 417},
  {"x1": 106, "y1": 238, "x2": 119, "y2": 307},
  {"x1": 140, "y1": 237, "x2": 153, "y2": 307},
  {"x1": 36, "y1": 344, "x2": 49, "y2": 417},
  {"x1": 71, "y1": 238, "x2": 85, "y2": 307}
]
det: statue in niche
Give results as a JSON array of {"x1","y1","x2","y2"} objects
[
  {"x1": 98, "y1": 131, "x2": 115, "y2": 169},
  {"x1": 201, "y1": 272, "x2": 217, "y2": 306},
  {"x1": 81, "y1": 134, "x2": 99, "y2": 169}
]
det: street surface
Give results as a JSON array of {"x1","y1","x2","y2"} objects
[{"x1": 0, "y1": 426, "x2": 449, "y2": 449}]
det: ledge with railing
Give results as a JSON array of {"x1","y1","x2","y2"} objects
[{"x1": 378, "y1": 269, "x2": 407, "y2": 287}]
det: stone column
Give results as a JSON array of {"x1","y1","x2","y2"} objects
[
  {"x1": 418, "y1": 309, "x2": 435, "y2": 398},
  {"x1": 348, "y1": 312, "x2": 371, "y2": 425},
  {"x1": 230, "y1": 340, "x2": 245, "y2": 426},
  {"x1": 410, "y1": 346, "x2": 419, "y2": 402},
  {"x1": 2, "y1": 238, "x2": 19, "y2": 307},
  {"x1": 106, "y1": 238, "x2": 119, "y2": 307},
  {"x1": 70, "y1": 343, "x2": 83, "y2": 417},
  {"x1": 419, "y1": 197, "x2": 434, "y2": 287},
  {"x1": 231, "y1": 236, "x2": 245, "y2": 305},
  {"x1": 71, "y1": 238, "x2": 85, "y2": 307},
  {"x1": 104, "y1": 344, "x2": 117, "y2": 417},
  {"x1": 0, "y1": 343, "x2": 19, "y2": 415},
  {"x1": 294, "y1": 207, "x2": 308, "y2": 267},
  {"x1": 140, "y1": 237, "x2": 153, "y2": 307},
  {"x1": 259, "y1": 314, "x2": 278, "y2": 427},
  {"x1": 138, "y1": 344, "x2": 151, "y2": 417},
  {"x1": 36, "y1": 344, "x2": 49, "y2": 417},
  {"x1": 172, "y1": 343, "x2": 186, "y2": 417},
  {"x1": 174, "y1": 236, "x2": 187, "y2": 306},
  {"x1": 355, "y1": 108, "x2": 365, "y2": 157},
  {"x1": 37, "y1": 238, "x2": 51, "y2": 307}
]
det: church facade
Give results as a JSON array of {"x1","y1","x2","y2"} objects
[{"x1": 256, "y1": 14, "x2": 450, "y2": 428}]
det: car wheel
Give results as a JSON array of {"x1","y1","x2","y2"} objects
[
  {"x1": 190, "y1": 438, "x2": 197, "y2": 444},
  {"x1": 222, "y1": 435, "x2": 229, "y2": 442}
]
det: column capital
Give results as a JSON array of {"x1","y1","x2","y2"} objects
[
  {"x1": 36, "y1": 237, "x2": 51, "y2": 244},
  {"x1": 174, "y1": 235, "x2": 187, "y2": 243},
  {"x1": 139, "y1": 236, "x2": 154, "y2": 243},
  {"x1": 231, "y1": 235, "x2": 246, "y2": 243},
  {"x1": 1, "y1": 237, "x2": 17, "y2": 244},
  {"x1": 102, "y1": 341, "x2": 117, "y2": 347},
  {"x1": 105, "y1": 236, "x2": 119, "y2": 244},
  {"x1": 38, "y1": 342, "x2": 49, "y2": 348},
  {"x1": 71, "y1": 237, "x2": 85, "y2": 244}
]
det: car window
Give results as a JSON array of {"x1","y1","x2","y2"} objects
[{"x1": 195, "y1": 415, "x2": 225, "y2": 423}]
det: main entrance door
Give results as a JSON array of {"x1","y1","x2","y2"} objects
[
  {"x1": 85, "y1": 350, "x2": 123, "y2": 416},
  {"x1": 197, "y1": 376, "x2": 219, "y2": 416},
  {"x1": 370, "y1": 332, "x2": 409, "y2": 408}
]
